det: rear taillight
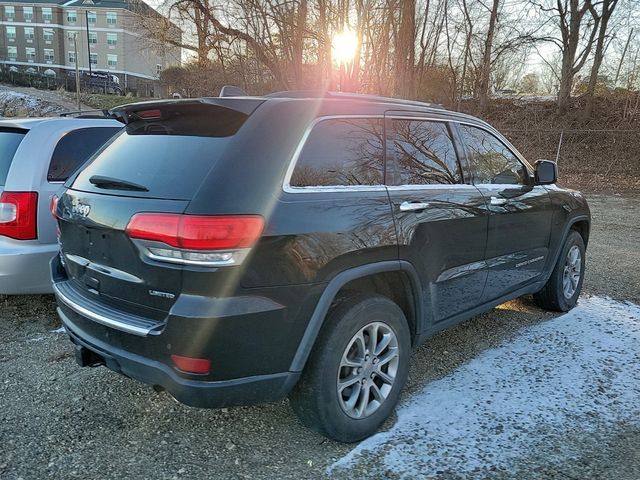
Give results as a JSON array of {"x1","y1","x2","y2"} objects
[
  {"x1": 50, "y1": 194, "x2": 59, "y2": 219},
  {"x1": 125, "y1": 213, "x2": 264, "y2": 267},
  {"x1": 0, "y1": 191, "x2": 38, "y2": 240}
]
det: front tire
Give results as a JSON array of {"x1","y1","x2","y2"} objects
[
  {"x1": 534, "y1": 230, "x2": 586, "y2": 311},
  {"x1": 289, "y1": 294, "x2": 410, "y2": 442}
]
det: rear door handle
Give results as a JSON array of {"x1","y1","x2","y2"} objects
[
  {"x1": 490, "y1": 196, "x2": 508, "y2": 206},
  {"x1": 399, "y1": 201, "x2": 430, "y2": 212}
]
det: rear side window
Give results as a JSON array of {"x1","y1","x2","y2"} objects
[
  {"x1": 290, "y1": 118, "x2": 384, "y2": 187},
  {"x1": 392, "y1": 120, "x2": 461, "y2": 185},
  {"x1": 459, "y1": 125, "x2": 528, "y2": 185},
  {"x1": 71, "y1": 104, "x2": 250, "y2": 200},
  {"x1": 47, "y1": 127, "x2": 121, "y2": 182},
  {"x1": 0, "y1": 129, "x2": 27, "y2": 186}
]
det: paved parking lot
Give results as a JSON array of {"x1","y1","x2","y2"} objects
[{"x1": 1, "y1": 193, "x2": 638, "y2": 479}]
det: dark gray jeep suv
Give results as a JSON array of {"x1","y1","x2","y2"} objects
[{"x1": 51, "y1": 91, "x2": 590, "y2": 442}]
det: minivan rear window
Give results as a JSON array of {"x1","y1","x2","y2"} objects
[
  {"x1": 71, "y1": 104, "x2": 249, "y2": 200},
  {"x1": 0, "y1": 129, "x2": 27, "y2": 186}
]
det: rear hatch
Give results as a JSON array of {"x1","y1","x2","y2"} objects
[{"x1": 57, "y1": 100, "x2": 262, "y2": 319}]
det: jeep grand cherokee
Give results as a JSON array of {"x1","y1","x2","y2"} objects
[{"x1": 51, "y1": 91, "x2": 590, "y2": 442}]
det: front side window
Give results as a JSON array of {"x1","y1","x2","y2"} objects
[
  {"x1": 290, "y1": 118, "x2": 384, "y2": 187},
  {"x1": 67, "y1": 10, "x2": 77, "y2": 22},
  {"x1": 24, "y1": 27, "x2": 34, "y2": 41},
  {"x1": 48, "y1": 127, "x2": 121, "y2": 182},
  {"x1": 42, "y1": 7, "x2": 52, "y2": 21},
  {"x1": 23, "y1": 6, "x2": 33, "y2": 21},
  {"x1": 0, "y1": 129, "x2": 27, "y2": 186},
  {"x1": 25, "y1": 47, "x2": 35, "y2": 62},
  {"x1": 6, "y1": 26, "x2": 16, "y2": 40},
  {"x1": 7, "y1": 46, "x2": 17, "y2": 60},
  {"x1": 393, "y1": 119, "x2": 461, "y2": 185},
  {"x1": 459, "y1": 124, "x2": 528, "y2": 185}
]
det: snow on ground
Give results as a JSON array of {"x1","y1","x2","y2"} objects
[
  {"x1": 330, "y1": 297, "x2": 640, "y2": 478},
  {"x1": 0, "y1": 89, "x2": 64, "y2": 117}
]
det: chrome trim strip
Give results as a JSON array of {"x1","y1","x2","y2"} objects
[{"x1": 53, "y1": 283, "x2": 154, "y2": 337}]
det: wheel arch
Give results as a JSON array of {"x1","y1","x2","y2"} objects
[{"x1": 289, "y1": 260, "x2": 423, "y2": 373}]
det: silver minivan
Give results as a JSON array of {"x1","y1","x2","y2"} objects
[{"x1": 0, "y1": 117, "x2": 121, "y2": 294}]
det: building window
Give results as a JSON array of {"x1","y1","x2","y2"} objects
[
  {"x1": 6, "y1": 26, "x2": 16, "y2": 41},
  {"x1": 23, "y1": 6, "x2": 33, "y2": 22},
  {"x1": 88, "y1": 32, "x2": 97, "y2": 44},
  {"x1": 89, "y1": 53, "x2": 97, "y2": 65},
  {"x1": 87, "y1": 11, "x2": 96, "y2": 24},
  {"x1": 67, "y1": 10, "x2": 77, "y2": 23},
  {"x1": 42, "y1": 7, "x2": 52, "y2": 22},
  {"x1": 69, "y1": 51, "x2": 76, "y2": 64},
  {"x1": 24, "y1": 27, "x2": 34, "y2": 42},
  {"x1": 26, "y1": 47, "x2": 36, "y2": 63},
  {"x1": 106, "y1": 12, "x2": 116, "y2": 26},
  {"x1": 7, "y1": 46, "x2": 17, "y2": 61},
  {"x1": 67, "y1": 31, "x2": 78, "y2": 43},
  {"x1": 107, "y1": 33, "x2": 117, "y2": 46},
  {"x1": 44, "y1": 49, "x2": 54, "y2": 63},
  {"x1": 156, "y1": 64, "x2": 163, "y2": 75},
  {"x1": 43, "y1": 29, "x2": 54, "y2": 43},
  {"x1": 5, "y1": 6, "x2": 15, "y2": 20},
  {"x1": 107, "y1": 54, "x2": 117, "y2": 68}
]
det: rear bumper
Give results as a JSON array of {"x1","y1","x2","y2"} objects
[
  {"x1": 0, "y1": 238, "x2": 58, "y2": 294},
  {"x1": 59, "y1": 306, "x2": 300, "y2": 407},
  {"x1": 50, "y1": 254, "x2": 303, "y2": 407}
]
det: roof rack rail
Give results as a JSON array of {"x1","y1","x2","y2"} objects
[
  {"x1": 265, "y1": 90, "x2": 444, "y2": 109},
  {"x1": 60, "y1": 109, "x2": 115, "y2": 119},
  {"x1": 219, "y1": 85, "x2": 248, "y2": 97}
]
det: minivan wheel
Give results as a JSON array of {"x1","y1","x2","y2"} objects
[
  {"x1": 534, "y1": 230, "x2": 586, "y2": 312},
  {"x1": 289, "y1": 294, "x2": 410, "y2": 443}
]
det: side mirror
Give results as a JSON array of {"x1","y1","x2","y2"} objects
[{"x1": 534, "y1": 160, "x2": 557, "y2": 185}]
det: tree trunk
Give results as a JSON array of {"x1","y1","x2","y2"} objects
[
  {"x1": 478, "y1": 0, "x2": 500, "y2": 112},
  {"x1": 394, "y1": 0, "x2": 416, "y2": 97}
]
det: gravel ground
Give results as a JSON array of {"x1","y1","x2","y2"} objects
[{"x1": 0, "y1": 192, "x2": 638, "y2": 480}]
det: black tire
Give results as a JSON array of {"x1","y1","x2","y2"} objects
[
  {"x1": 289, "y1": 293, "x2": 411, "y2": 442},
  {"x1": 534, "y1": 230, "x2": 586, "y2": 311}
]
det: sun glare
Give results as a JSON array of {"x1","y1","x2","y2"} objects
[{"x1": 332, "y1": 30, "x2": 358, "y2": 64}]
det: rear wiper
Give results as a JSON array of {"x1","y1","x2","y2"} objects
[{"x1": 89, "y1": 175, "x2": 149, "y2": 192}]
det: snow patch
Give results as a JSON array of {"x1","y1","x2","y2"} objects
[
  {"x1": 330, "y1": 297, "x2": 640, "y2": 477},
  {"x1": 0, "y1": 89, "x2": 64, "y2": 116}
]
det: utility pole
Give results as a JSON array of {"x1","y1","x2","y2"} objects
[
  {"x1": 73, "y1": 33, "x2": 81, "y2": 111},
  {"x1": 85, "y1": 10, "x2": 92, "y2": 76}
]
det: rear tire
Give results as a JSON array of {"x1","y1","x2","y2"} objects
[
  {"x1": 289, "y1": 293, "x2": 410, "y2": 443},
  {"x1": 534, "y1": 230, "x2": 586, "y2": 311}
]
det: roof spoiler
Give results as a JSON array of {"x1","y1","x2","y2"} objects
[{"x1": 219, "y1": 85, "x2": 248, "y2": 97}]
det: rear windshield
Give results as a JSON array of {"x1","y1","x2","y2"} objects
[
  {"x1": 71, "y1": 104, "x2": 249, "y2": 200},
  {"x1": 0, "y1": 129, "x2": 27, "y2": 186}
]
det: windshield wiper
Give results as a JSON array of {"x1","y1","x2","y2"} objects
[{"x1": 89, "y1": 175, "x2": 149, "y2": 192}]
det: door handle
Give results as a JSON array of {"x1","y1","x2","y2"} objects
[
  {"x1": 490, "y1": 196, "x2": 508, "y2": 206},
  {"x1": 399, "y1": 201, "x2": 430, "y2": 212}
]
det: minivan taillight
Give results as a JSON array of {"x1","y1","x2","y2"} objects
[
  {"x1": 125, "y1": 213, "x2": 264, "y2": 267},
  {"x1": 0, "y1": 191, "x2": 38, "y2": 240}
]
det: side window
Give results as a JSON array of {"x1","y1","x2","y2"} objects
[
  {"x1": 393, "y1": 120, "x2": 461, "y2": 185},
  {"x1": 47, "y1": 127, "x2": 120, "y2": 182},
  {"x1": 459, "y1": 124, "x2": 528, "y2": 185},
  {"x1": 290, "y1": 118, "x2": 384, "y2": 187}
]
